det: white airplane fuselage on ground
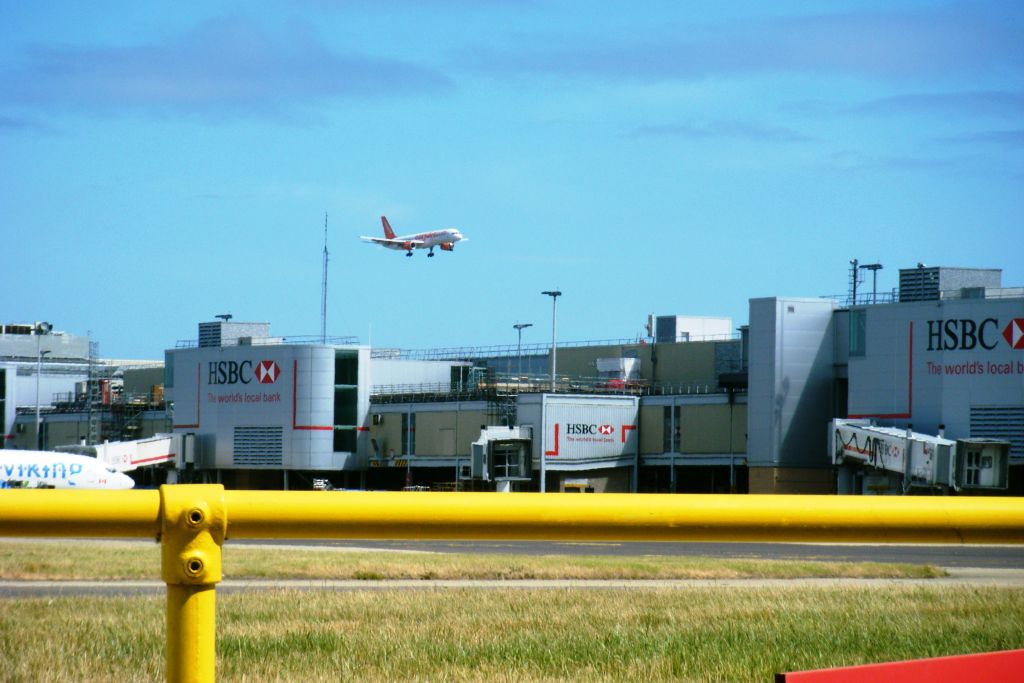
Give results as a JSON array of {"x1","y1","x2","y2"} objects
[
  {"x1": 360, "y1": 216, "x2": 467, "y2": 257},
  {"x1": 0, "y1": 450, "x2": 135, "y2": 489}
]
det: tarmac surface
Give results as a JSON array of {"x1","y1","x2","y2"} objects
[
  {"x1": 233, "y1": 538, "x2": 1024, "y2": 569},
  {"x1": 3, "y1": 568, "x2": 1024, "y2": 597},
  {"x1": 2, "y1": 538, "x2": 1022, "y2": 596}
]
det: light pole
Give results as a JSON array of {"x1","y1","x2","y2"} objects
[
  {"x1": 541, "y1": 291, "x2": 561, "y2": 391},
  {"x1": 34, "y1": 321, "x2": 52, "y2": 450},
  {"x1": 513, "y1": 323, "x2": 532, "y2": 382},
  {"x1": 859, "y1": 263, "x2": 883, "y2": 304}
]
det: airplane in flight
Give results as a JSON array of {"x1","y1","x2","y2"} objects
[
  {"x1": 0, "y1": 450, "x2": 135, "y2": 489},
  {"x1": 360, "y1": 216, "x2": 467, "y2": 257}
]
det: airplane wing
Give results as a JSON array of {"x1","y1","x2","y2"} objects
[{"x1": 360, "y1": 237, "x2": 426, "y2": 246}]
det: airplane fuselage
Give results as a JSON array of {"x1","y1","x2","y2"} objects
[
  {"x1": 361, "y1": 217, "x2": 467, "y2": 256},
  {"x1": 380, "y1": 229, "x2": 464, "y2": 251},
  {"x1": 0, "y1": 450, "x2": 135, "y2": 489}
]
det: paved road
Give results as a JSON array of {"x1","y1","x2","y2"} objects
[
  {"x1": 234, "y1": 538, "x2": 1024, "y2": 569},
  {"x1": 3, "y1": 538, "x2": 1021, "y2": 596},
  {"x1": 4, "y1": 568, "x2": 1024, "y2": 597}
]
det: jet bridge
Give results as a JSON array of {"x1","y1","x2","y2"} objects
[
  {"x1": 830, "y1": 419, "x2": 1009, "y2": 495},
  {"x1": 469, "y1": 425, "x2": 532, "y2": 492}
]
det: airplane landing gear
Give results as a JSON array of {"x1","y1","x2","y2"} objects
[
  {"x1": 406, "y1": 251, "x2": 413, "y2": 257},
  {"x1": 427, "y1": 250, "x2": 435, "y2": 257}
]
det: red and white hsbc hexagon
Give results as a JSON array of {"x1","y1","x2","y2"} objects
[
  {"x1": 255, "y1": 360, "x2": 280, "y2": 383},
  {"x1": 1003, "y1": 319, "x2": 1024, "y2": 350}
]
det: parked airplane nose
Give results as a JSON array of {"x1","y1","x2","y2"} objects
[{"x1": 114, "y1": 472, "x2": 135, "y2": 489}]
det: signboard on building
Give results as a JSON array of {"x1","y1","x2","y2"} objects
[{"x1": 518, "y1": 394, "x2": 639, "y2": 464}]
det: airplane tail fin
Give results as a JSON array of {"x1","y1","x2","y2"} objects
[{"x1": 381, "y1": 216, "x2": 396, "y2": 239}]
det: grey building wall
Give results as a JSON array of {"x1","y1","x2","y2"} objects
[
  {"x1": 0, "y1": 328, "x2": 90, "y2": 361},
  {"x1": 369, "y1": 358, "x2": 471, "y2": 389},
  {"x1": 747, "y1": 297, "x2": 837, "y2": 469}
]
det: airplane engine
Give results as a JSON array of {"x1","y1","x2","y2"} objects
[
  {"x1": 402, "y1": 241, "x2": 413, "y2": 251},
  {"x1": 440, "y1": 242, "x2": 454, "y2": 251}
]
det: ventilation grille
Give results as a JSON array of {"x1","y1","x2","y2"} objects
[
  {"x1": 233, "y1": 426, "x2": 283, "y2": 466},
  {"x1": 898, "y1": 268, "x2": 940, "y2": 302},
  {"x1": 970, "y1": 406, "x2": 1024, "y2": 458},
  {"x1": 198, "y1": 322, "x2": 222, "y2": 348}
]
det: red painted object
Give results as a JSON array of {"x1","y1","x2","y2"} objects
[{"x1": 776, "y1": 649, "x2": 1024, "y2": 682}]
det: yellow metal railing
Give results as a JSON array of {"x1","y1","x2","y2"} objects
[{"x1": 1, "y1": 486, "x2": 1023, "y2": 682}]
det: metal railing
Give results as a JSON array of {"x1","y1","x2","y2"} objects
[
  {"x1": 174, "y1": 335, "x2": 359, "y2": 349},
  {"x1": 823, "y1": 286, "x2": 1024, "y2": 307},
  {"x1": 1, "y1": 487, "x2": 1022, "y2": 682},
  {"x1": 371, "y1": 334, "x2": 741, "y2": 361},
  {"x1": 371, "y1": 376, "x2": 739, "y2": 403}
]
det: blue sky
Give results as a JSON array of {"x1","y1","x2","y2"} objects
[{"x1": 2, "y1": 1, "x2": 1021, "y2": 359}]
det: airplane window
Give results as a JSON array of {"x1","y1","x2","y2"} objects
[{"x1": 106, "y1": 467, "x2": 117, "y2": 473}]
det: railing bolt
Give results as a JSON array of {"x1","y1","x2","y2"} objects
[
  {"x1": 184, "y1": 556, "x2": 205, "y2": 577},
  {"x1": 187, "y1": 508, "x2": 205, "y2": 527}
]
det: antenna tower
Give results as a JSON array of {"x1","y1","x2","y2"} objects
[{"x1": 321, "y1": 213, "x2": 329, "y2": 344}]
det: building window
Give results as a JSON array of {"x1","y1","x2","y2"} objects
[
  {"x1": 962, "y1": 450, "x2": 987, "y2": 489},
  {"x1": 401, "y1": 412, "x2": 415, "y2": 456},
  {"x1": 849, "y1": 309, "x2": 866, "y2": 357},
  {"x1": 663, "y1": 405, "x2": 681, "y2": 452},
  {"x1": 492, "y1": 441, "x2": 526, "y2": 479}
]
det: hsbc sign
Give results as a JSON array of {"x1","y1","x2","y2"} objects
[
  {"x1": 926, "y1": 318, "x2": 1024, "y2": 352},
  {"x1": 566, "y1": 423, "x2": 615, "y2": 436},
  {"x1": 208, "y1": 360, "x2": 281, "y2": 385}
]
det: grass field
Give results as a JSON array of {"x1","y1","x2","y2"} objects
[
  {"x1": 2, "y1": 587, "x2": 1023, "y2": 681},
  {"x1": 0, "y1": 539, "x2": 943, "y2": 581}
]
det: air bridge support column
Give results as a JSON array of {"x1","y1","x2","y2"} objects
[{"x1": 160, "y1": 485, "x2": 226, "y2": 683}]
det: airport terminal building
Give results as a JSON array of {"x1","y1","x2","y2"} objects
[
  {"x1": 749, "y1": 266, "x2": 1022, "y2": 494},
  {"x1": 8, "y1": 263, "x2": 1023, "y2": 495}
]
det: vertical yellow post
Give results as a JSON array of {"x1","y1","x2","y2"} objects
[{"x1": 160, "y1": 485, "x2": 226, "y2": 683}]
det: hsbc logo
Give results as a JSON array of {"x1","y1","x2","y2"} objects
[
  {"x1": 566, "y1": 423, "x2": 615, "y2": 436},
  {"x1": 1003, "y1": 319, "x2": 1024, "y2": 350},
  {"x1": 208, "y1": 359, "x2": 281, "y2": 385},
  {"x1": 926, "y1": 318, "x2": 1024, "y2": 352},
  {"x1": 254, "y1": 360, "x2": 280, "y2": 384}
]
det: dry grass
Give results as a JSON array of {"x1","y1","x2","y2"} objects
[
  {"x1": 0, "y1": 539, "x2": 943, "y2": 581},
  {"x1": 2, "y1": 586, "x2": 1022, "y2": 681}
]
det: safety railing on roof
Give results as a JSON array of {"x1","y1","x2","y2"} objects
[
  {"x1": 824, "y1": 286, "x2": 1024, "y2": 307},
  {"x1": 174, "y1": 335, "x2": 359, "y2": 349},
  {"x1": 2, "y1": 487, "x2": 1022, "y2": 682},
  {"x1": 370, "y1": 376, "x2": 740, "y2": 402},
  {"x1": 371, "y1": 334, "x2": 741, "y2": 361}
]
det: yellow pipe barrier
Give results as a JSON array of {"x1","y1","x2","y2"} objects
[
  {"x1": 224, "y1": 491, "x2": 1024, "y2": 544},
  {"x1": 1, "y1": 487, "x2": 1023, "y2": 683},
  {"x1": 2, "y1": 490, "x2": 1022, "y2": 544},
  {"x1": 0, "y1": 488, "x2": 159, "y2": 537},
  {"x1": 160, "y1": 485, "x2": 226, "y2": 683}
]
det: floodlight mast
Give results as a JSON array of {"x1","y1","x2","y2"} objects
[
  {"x1": 34, "y1": 322, "x2": 52, "y2": 450},
  {"x1": 321, "y1": 213, "x2": 329, "y2": 344},
  {"x1": 859, "y1": 263, "x2": 883, "y2": 304},
  {"x1": 513, "y1": 323, "x2": 533, "y2": 380},
  {"x1": 541, "y1": 291, "x2": 561, "y2": 391}
]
